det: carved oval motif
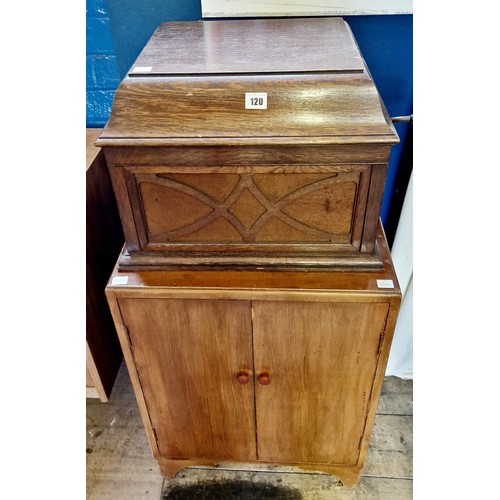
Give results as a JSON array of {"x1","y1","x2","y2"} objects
[
  {"x1": 140, "y1": 182, "x2": 213, "y2": 234},
  {"x1": 281, "y1": 182, "x2": 357, "y2": 235}
]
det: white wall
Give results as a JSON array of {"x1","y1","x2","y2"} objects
[
  {"x1": 201, "y1": 0, "x2": 413, "y2": 17},
  {"x1": 386, "y1": 172, "x2": 413, "y2": 379}
]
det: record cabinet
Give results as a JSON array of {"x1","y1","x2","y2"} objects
[{"x1": 101, "y1": 17, "x2": 402, "y2": 487}]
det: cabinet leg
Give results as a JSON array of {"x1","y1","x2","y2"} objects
[
  {"x1": 158, "y1": 457, "x2": 217, "y2": 478},
  {"x1": 334, "y1": 470, "x2": 362, "y2": 488},
  {"x1": 285, "y1": 463, "x2": 362, "y2": 488}
]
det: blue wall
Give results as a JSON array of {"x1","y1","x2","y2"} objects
[
  {"x1": 86, "y1": 1, "x2": 412, "y2": 233},
  {"x1": 345, "y1": 15, "x2": 413, "y2": 225},
  {"x1": 86, "y1": 0, "x2": 122, "y2": 127}
]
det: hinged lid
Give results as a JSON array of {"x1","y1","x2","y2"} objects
[
  {"x1": 129, "y1": 17, "x2": 364, "y2": 76},
  {"x1": 97, "y1": 18, "x2": 398, "y2": 147}
]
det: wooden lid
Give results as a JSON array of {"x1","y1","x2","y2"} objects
[
  {"x1": 97, "y1": 18, "x2": 398, "y2": 147},
  {"x1": 129, "y1": 18, "x2": 364, "y2": 76}
]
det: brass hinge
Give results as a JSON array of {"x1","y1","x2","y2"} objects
[
  {"x1": 376, "y1": 312, "x2": 391, "y2": 356},
  {"x1": 152, "y1": 426, "x2": 159, "y2": 445},
  {"x1": 123, "y1": 325, "x2": 133, "y2": 348},
  {"x1": 358, "y1": 433, "x2": 365, "y2": 451},
  {"x1": 376, "y1": 331, "x2": 385, "y2": 356}
]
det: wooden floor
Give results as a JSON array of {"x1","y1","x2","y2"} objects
[{"x1": 86, "y1": 362, "x2": 412, "y2": 499}]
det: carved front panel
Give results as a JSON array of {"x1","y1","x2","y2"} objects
[{"x1": 132, "y1": 167, "x2": 370, "y2": 254}]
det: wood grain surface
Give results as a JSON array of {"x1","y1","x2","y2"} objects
[
  {"x1": 137, "y1": 170, "x2": 364, "y2": 245},
  {"x1": 96, "y1": 17, "x2": 399, "y2": 271},
  {"x1": 109, "y1": 163, "x2": 383, "y2": 270},
  {"x1": 98, "y1": 73, "x2": 395, "y2": 143},
  {"x1": 129, "y1": 18, "x2": 364, "y2": 75},
  {"x1": 87, "y1": 364, "x2": 412, "y2": 499},
  {"x1": 117, "y1": 298, "x2": 257, "y2": 462},
  {"x1": 103, "y1": 144, "x2": 392, "y2": 166},
  {"x1": 86, "y1": 128, "x2": 124, "y2": 401},
  {"x1": 86, "y1": 128, "x2": 101, "y2": 170},
  {"x1": 105, "y1": 222, "x2": 401, "y2": 487},
  {"x1": 107, "y1": 221, "x2": 399, "y2": 295},
  {"x1": 252, "y1": 301, "x2": 389, "y2": 465},
  {"x1": 96, "y1": 18, "x2": 398, "y2": 146}
]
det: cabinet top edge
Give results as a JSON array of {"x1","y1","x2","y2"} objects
[{"x1": 95, "y1": 135, "x2": 399, "y2": 148}]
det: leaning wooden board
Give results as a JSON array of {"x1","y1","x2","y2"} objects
[{"x1": 86, "y1": 128, "x2": 124, "y2": 401}]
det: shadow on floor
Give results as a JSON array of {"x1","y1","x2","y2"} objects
[{"x1": 162, "y1": 478, "x2": 302, "y2": 500}]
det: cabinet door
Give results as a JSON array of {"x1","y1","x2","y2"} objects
[
  {"x1": 118, "y1": 298, "x2": 256, "y2": 461},
  {"x1": 252, "y1": 301, "x2": 389, "y2": 466}
]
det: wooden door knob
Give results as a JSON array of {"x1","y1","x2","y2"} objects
[
  {"x1": 258, "y1": 373, "x2": 271, "y2": 385},
  {"x1": 236, "y1": 371, "x2": 250, "y2": 384}
]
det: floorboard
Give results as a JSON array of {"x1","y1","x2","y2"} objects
[{"x1": 86, "y1": 363, "x2": 413, "y2": 499}]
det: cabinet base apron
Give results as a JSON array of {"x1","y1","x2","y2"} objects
[{"x1": 157, "y1": 457, "x2": 362, "y2": 488}]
